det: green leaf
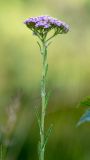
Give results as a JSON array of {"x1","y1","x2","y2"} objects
[
  {"x1": 45, "y1": 41, "x2": 52, "y2": 47},
  {"x1": 77, "y1": 96, "x2": 90, "y2": 108},
  {"x1": 43, "y1": 124, "x2": 53, "y2": 149},
  {"x1": 77, "y1": 109, "x2": 90, "y2": 126},
  {"x1": 45, "y1": 91, "x2": 51, "y2": 109},
  {"x1": 34, "y1": 106, "x2": 41, "y2": 129},
  {"x1": 37, "y1": 41, "x2": 43, "y2": 54}
]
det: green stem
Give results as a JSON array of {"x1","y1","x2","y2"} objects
[
  {"x1": 46, "y1": 32, "x2": 57, "y2": 43},
  {"x1": 40, "y1": 40, "x2": 47, "y2": 160}
]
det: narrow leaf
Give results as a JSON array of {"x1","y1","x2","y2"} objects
[
  {"x1": 37, "y1": 41, "x2": 42, "y2": 54},
  {"x1": 45, "y1": 91, "x2": 51, "y2": 108},
  {"x1": 46, "y1": 41, "x2": 52, "y2": 47},
  {"x1": 43, "y1": 124, "x2": 53, "y2": 149},
  {"x1": 34, "y1": 106, "x2": 41, "y2": 129}
]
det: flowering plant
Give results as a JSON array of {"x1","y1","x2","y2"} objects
[{"x1": 24, "y1": 15, "x2": 69, "y2": 160}]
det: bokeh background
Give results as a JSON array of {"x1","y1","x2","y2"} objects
[{"x1": 0, "y1": 0, "x2": 90, "y2": 159}]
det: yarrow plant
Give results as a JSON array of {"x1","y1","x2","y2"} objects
[{"x1": 24, "y1": 15, "x2": 69, "y2": 160}]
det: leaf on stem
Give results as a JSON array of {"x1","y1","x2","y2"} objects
[
  {"x1": 43, "y1": 124, "x2": 53, "y2": 149},
  {"x1": 37, "y1": 41, "x2": 43, "y2": 54},
  {"x1": 45, "y1": 41, "x2": 52, "y2": 47},
  {"x1": 34, "y1": 106, "x2": 41, "y2": 129},
  {"x1": 45, "y1": 91, "x2": 51, "y2": 109}
]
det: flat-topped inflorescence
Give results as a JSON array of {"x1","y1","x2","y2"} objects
[{"x1": 24, "y1": 15, "x2": 69, "y2": 40}]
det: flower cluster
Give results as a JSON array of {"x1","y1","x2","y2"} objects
[{"x1": 24, "y1": 15, "x2": 69, "y2": 38}]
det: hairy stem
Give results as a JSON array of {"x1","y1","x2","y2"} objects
[{"x1": 40, "y1": 40, "x2": 47, "y2": 160}]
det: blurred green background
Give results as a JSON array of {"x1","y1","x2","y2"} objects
[{"x1": 0, "y1": 0, "x2": 90, "y2": 159}]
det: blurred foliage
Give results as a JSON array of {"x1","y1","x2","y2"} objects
[
  {"x1": 0, "y1": 0, "x2": 90, "y2": 160},
  {"x1": 77, "y1": 109, "x2": 90, "y2": 126},
  {"x1": 77, "y1": 96, "x2": 90, "y2": 126}
]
